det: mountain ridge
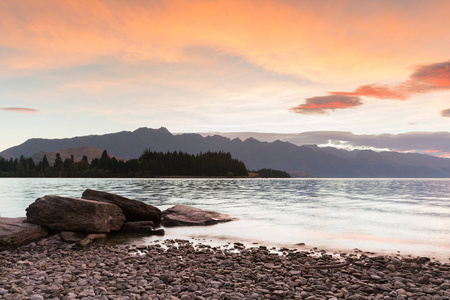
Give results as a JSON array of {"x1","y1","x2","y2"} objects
[
  {"x1": 31, "y1": 146, "x2": 123, "y2": 164},
  {"x1": 1, "y1": 127, "x2": 450, "y2": 178}
]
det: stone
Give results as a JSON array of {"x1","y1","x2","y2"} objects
[
  {"x1": 119, "y1": 221, "x2": 155, "y2": 233},
  {"x1": 81, "y1": 189, "x2": 162, "y2": 224},
  {"x1": 150, "y1": 229, "x2": 165, "y2": 236},
  {"x1": 0, "y1": 217, "x2": 48, "y2": 250},
  {"x1": 1, "y1": 239, "x2": 449, "y2": 300},
  {"x1": 161, "y1": 205, "x2": 237, "y2": 226},
  {"x1": 60, "y1": 231, "x2": 88, "y2": 243},
  {"x1": 26, "y1": 195, "x2": 125, "y2": 233},
  {"x1": 386, "y1": 264, "x2": 397, "y2": 272},
  {"x1": 418, "y1": 275, "x2": 430, "y2": 284},
  {"x1": 118, "y1": 221, "x2": 165, "y2": 235},
  {"x1": 78, "y1": 233, "x2": 108, "y2": 247}
]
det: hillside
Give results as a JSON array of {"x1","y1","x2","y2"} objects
[
  {"x1": 31, "y1": 146, "x2": 123, "y2": 164},
  {"x1": 2, "y1": 127, "x2": 450, "y2": 177}
]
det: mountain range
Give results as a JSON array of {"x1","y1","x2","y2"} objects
[
  {"x1": 1, "y1": 127, "x2": 450, "y2": 178},
  {"x1": 30, "y1": 146, "x2": 122, "y2": 164}
]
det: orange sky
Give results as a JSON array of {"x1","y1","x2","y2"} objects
[
  {"x1": 2, "y1": 0, "x2": 450, "y2": 81},
  {"x1": 1, "y1": 0, "x2": 450, "y2": 155}
]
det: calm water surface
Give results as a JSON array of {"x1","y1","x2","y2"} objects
[{"x1": 0, "y1": 178, "x2": 449, "y2": 259}]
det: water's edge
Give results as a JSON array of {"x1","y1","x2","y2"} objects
[{"x1": 1, "y1": 178, "x2": 449, "y2": 260}]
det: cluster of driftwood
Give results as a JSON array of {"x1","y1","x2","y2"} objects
[{"x1": 0, "y1": 189, "x2": 237, "y2": 250}]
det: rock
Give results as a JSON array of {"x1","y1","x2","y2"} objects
[
  {"x1": 26, "y1": 195, "x2": 125, "y2": 233},
  {"x1": 118, "y1": 221, "x2": 164, "y2": 235},
  {"x1": 0, "y1": 217, "x2": 48, "y2": 250},
  {"x1": 1, "y1": 238, "x2": 449, "y2": 299},
  {"x1": 81, "y1": 189, "x2": 162, "y2": 224},
  {"x1": 386, "y1": 264, "x2": 397, "y2": 272},
  {"x1": 119, "y1": 221, "x2": 155, "y2": 233},
  {"x1": 418, "y1": 275, "x2": 430, "y2": 284},
  {"x1": 150, "y1": 229, "x2": 165, "y2": 236},
  {"x1": 78, "y1": 233, "x2": 107, "y2": 247},
  {"x1": 60, "y1": 231, "x2": 89, "y2": 243},
  {"x1": 161, "y1": 205, "x2": 237, "y2": 226}
]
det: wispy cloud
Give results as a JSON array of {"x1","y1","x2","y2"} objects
[
  {"x1": 1, "y1": 107, "x2": 38, "y2": 113},
  {"x1": 289, "y1": 95, "x2": 364, "y2": 114}
]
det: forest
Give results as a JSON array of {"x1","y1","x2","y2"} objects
[
  {"x1": 254, "y1": 168, "x2": 291, "y2": 178},
  {"x1": 0, "y1": 149, "x2": 249, "y2": 178}
]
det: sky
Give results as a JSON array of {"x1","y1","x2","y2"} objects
[{"x1": 1, "y1": 0, "x2": 450, "y2": 157}]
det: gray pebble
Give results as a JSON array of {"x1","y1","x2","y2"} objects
[{"x1": 0, "y1": 236, "x2": 448, "y2": 299}]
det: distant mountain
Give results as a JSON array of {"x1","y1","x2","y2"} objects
[
  {"x1": 31, "y1": 146, "x2": 123, "y2": 164},
  {"x1": 0, "y1": 127, "x2": 180, "y2": 160},
  {"x1": 1, "y1": 127, "x2": 450, "y2": 178}
]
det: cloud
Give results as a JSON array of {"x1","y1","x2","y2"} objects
[
  {"x1": 330, "y1": 60, "x2": 450, "y2": 100},
  {"x1": 409, "y1": 61, "x2": 450, "y2": 90},
  {"x1": 330, "y1": 84, "x2": 408, "y2": 100},
  {"x1": 290, "y1": 95, "x2": 364, "y2": 114},
  {"x1": 1, "y1": 0, "x2": 450, "y2": 84},
  {"x1": 440, "y1": 109, "x2": 450, "y2": 117},
  {"x1": 295, "y1": 60, "x2": 450, "y2": 114},
  {"x1": 1, "y1": 107, "x2": 38, "y2": 113}
]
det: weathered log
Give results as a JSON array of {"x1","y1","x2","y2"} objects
[
  {"x1": 82, "y1": 189, "x2": 161, "y2": 224},
  {"x1": 162, "y1": 205, "x2": 237, "y2": 226},
  {"x1": 0, "y1": 217, "x2": 48, "y2": 250},
  {"x1": 26, "y1": 195, "x2": 125, "y2": 233}
]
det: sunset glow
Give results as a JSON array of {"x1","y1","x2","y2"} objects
[{"x1": 1, "y1": 0, "x2": 450, "y2": 155}]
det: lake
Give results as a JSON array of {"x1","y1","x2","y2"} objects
[{"x1": 0, "y1": 178, "x2": 449, "y2": 260}]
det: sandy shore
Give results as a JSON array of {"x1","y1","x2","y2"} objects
[{"x1": 0, "y1": 235, "x2": 449, "y2": 300}]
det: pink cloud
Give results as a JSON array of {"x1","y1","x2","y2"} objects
[
  {"x1": 290, "y1": 95, "x2": 364, "y2": 114},
  {"x1": 295, "y1": 60, "x2": 450, "y2": 114},
  {"x1": 331, "y1": 60, "x2": 450, "y2": 100},
  {"x1": 409, "y1": 61, "x2": 450, "y2": 90},
  {"x1": 1, "y1": 107, "x2": 38, "y2": 113},
  {"x1": 330, "y1": 84, "x2": 408, "y2": 100}
]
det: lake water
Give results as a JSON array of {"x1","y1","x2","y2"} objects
[{"x1": 0, "y1": 178, "x2": 449, "y2": 260}]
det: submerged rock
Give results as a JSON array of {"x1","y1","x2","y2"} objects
[
  {"x1": 82, "y1": 189, "x2": 162, "y2": 224},
  {"x1": 26, "y1": 195, "x2": 125, "y2": 233},
  {"x1": 162, "y1": 204, "x2": 237, "y2": 226},
  {"x1": 0, "y1": 217, "x2": 48, "y2": 250}
]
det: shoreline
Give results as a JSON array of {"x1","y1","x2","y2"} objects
[
  {"x1": 1, "y1": 235, "x2": 448, "y2": 299},
  {"x1": 105, "y1": 230, "x2": 450, "y2": 264}
]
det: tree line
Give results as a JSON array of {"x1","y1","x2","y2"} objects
[
  {"x1": 254, "y1": 168, "x2": 291, "y2": 178},
  {"x1": 0, "y1": 149, "x2": 249, "y2": 178}
]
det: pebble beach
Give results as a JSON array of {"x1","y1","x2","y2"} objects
[{"x1": 0, "y1": 235, "x2": 449, "y2": 300}]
